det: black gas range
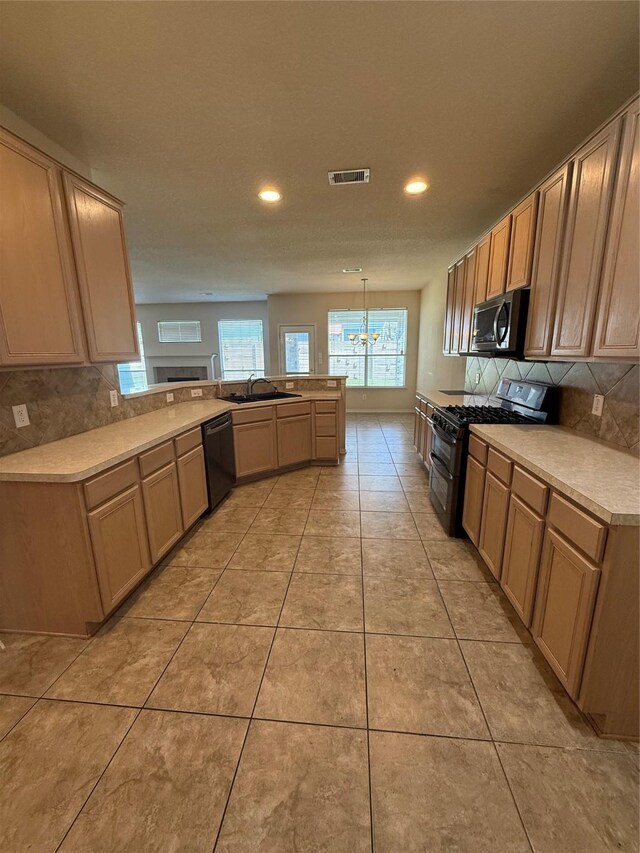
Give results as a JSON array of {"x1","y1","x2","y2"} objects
[{"x1": 428, "y1": 378, "x2": 555, "y2": 536}]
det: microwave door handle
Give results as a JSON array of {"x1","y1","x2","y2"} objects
[{"x1": 494, "y1": 301, "x2": 509, "y2": 344}]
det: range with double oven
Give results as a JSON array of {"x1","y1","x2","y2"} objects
[{"x1": 428, "y1": 379, "x2": 555, "y2": 536}]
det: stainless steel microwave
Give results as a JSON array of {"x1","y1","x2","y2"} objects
[{"x1": 471, "y1": 288, "x2": 530, "y2": 356}]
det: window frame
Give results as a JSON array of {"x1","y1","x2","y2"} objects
[
  {"x1": 117, "y1": 321, "x2": 148, "y2": 394},
  {"x1": 217, "y1": 318, "x2": 266, "y2": 381},
  {"x1": 327, "y1": 308, "x2": 408, "y2": 389},
  {"x1": 157, "y1": 320, "x2": 202, "y2": 343}
]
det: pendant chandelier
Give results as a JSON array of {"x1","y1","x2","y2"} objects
[{"x1": 348, "y1": 278, "x2": 380, "y2": 347}]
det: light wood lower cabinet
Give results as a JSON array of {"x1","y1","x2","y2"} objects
[
  {"x1": 501, "y1": 494, "x2": 545, "y2": 626},
  {"x1": 462, "y1": 455, "x2": 486, "y2": 547},
  {"x1": 87, "y1": 484, "x2": 151, "y2": 613},
  {"x1": 478, "y1": 471, "x2": 510, "y2": 579},
  {"x1": 532, "y1": 528, "x2": 600, "y2": 698},
  {"x1": 177, "y1": 445, "x2": 208, "y2": 529},
  {"x1": 277, "y1": 413, "x2": 312, "y2": 467},
  {"x1": 141, "y1": 461, "x2": 184, "y2": 563},
  {"x1": 234, "y1": 418, "x2": 278, "y2": 478}
]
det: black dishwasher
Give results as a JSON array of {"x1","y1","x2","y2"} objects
[{"x1": 201, "y1": 413, "x2": 235, "y2": 511}]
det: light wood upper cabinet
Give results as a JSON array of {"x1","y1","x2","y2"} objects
[
  {"x1": 0, "y1": 130, "x2": 86, "y2": 366},
  {"x1": 506, "y1": 191, "x2": 539, "y2": 291},
  {"x1": 87, "y1": 483, "x2": 151, "y2": 614},
  {"x1": 442, "y1": 265, "x2": 456, "y2": 355},
  {"x1": 486, "y1": 214, "x2": 512, "y2": 299},
  {"x1": 141, "y1": 461, "x2": 184, "y2": 563},
  {"x1": 501, "y1": 494, "x2": 544, "y2": 627},
  {"x1": 524, "y1": 163, "x2": 573, "y2": 358},
  {"x1": 450, "y1": 256, "x2": 466, "y2": 355},
  {"x1": 551, "y1": 118, "x2": 622, "y2": 358},
  {"x1": 592, "y1": 97, "x2": 640, "y2": 359},
  {"x1": 177, "y1": 445, "x2": 208, "y2": 530},
  {"x1": 462, "y1": 455, "x2": 486, "y2": 547},
  {"x1": 277, "y1": 413, "x2": 312, "y2": 468},
  {"x1": 460, "y1": 248, "x2": 477, "y2": 354},
  {"x1": 532, "y1": 527, "x2": 600, "y2": 698},
  {"x1": 473, "y1": 233, "x2": 491, "y2": 306},
  {"x1": 478, "y1": 471, "x2": 510, "y2": 580},
  {"x1": 63, "y1": 173, "x2": 139, "y2": 362}
]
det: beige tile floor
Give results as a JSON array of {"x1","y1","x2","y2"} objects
[{"x1": 0, "y1": 412, "x2": 638, "y2": 852}]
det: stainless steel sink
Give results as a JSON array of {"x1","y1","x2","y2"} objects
[{"x1": 221, "y1": 391, "x2": 302, "y2": 404}]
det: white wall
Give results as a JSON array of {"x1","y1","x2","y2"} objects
[
  {"x1": 135, "y1": 301, "x2": 270, "y2": 381},
  {"x1": 267, "y1": 290, "x2": 421, "y2": 411},
  {"x1": 416, "y1": 274, "x2": 466, "y2": 393}
]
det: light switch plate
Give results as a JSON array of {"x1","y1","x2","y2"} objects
[
  {"x1": 592, "y1": 394, "x2": 604, "y2": 416},
  {"x1": 191, "y1": 388, "x2": 203, "y2": 398},
  {"x1": 166, "y1": 392, "x2": 174, "y2": 402},
  {"x1": 285, "y1": 382, "x2": 294, "y2": 389},
  {"x1": 475, "y1": 372, "x2": 481, "y2": 385},
  {"x1": 109, "y1": 390, "x2": 119, "y2": 407},
  {"x1": 327, "y1": 380, "x2": 337, "y2": 387},
  {"x1": 12, "y1": 404, "x2": 29, "y2": 428}
]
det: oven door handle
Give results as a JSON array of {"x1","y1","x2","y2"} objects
[
  {"x1": 429, "y1": 420, "x2": 456, "y2": 446},
  {"x1": 429, "y1": 451, "x2": 454, "y2": 480}
]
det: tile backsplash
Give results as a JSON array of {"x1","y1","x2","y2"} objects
[
  {"x1": 0, "y1": 367, "x2": 344, "y2": 458},
  {"x1": 465, "y1": 357, "x2": 639, "y2": 454}
]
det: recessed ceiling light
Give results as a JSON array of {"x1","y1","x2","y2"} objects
[
  {"x1": 342, "y1": 267, "x2": 363, "y2": 273},
  {"x1": 405, "y1": 179, "x2": 428, "y2": 195},
  {"x1": 258, "y1": 188, "x2": 282, "y2": 203}
]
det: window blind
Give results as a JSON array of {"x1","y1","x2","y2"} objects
[
  {"x1": 117, "y1": 322, "x2": 148, "y2": 394},
  {"x1": 157, "y1": 320, "x2": 202, "y2": 343},
  {"x1": 218, "y1": 319, "x2": 265, "y2": 380},
  {"x1": 328, "y1": 308, "x2": 407, "y2": 387}
]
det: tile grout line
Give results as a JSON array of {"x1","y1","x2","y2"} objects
[{"x1": 363, "y1": 416, "x2": 376, "y2": 853}]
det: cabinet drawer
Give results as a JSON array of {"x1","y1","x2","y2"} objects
[
  {"x1": 487, "y1": 448, "x2": 512, "y2": 484},
  {"x1": 315, "y1": 401, "x2": 337, "y2": 414},
  {"x1": 547, "y1": 492, "x2": 607, "y2": 563},
  {"x1": 469, "y1": 435, "x2": 488, "y2": 465},
  {"x1": 419, "y1": 399, "x2": 428, "y2": 414},
  {"x1": 84, "y1": 459, "x2": 138, "y2": 510},
  {"x1": 139, "y1": 440, "x2": 175, "y2": 478},
  {"x1": 277, "y1": 401, "x2": 311, "y2": 418},
  {"x1": 315, "y1": 413, "x2": 337, "y2": 436},
  {"x1": 174, "y1": 426, "x2": 202, "y2": 458},
  {"x1": 232, "y1": 406, "x2": 274, "y2": 425},
  {"x1": 315, "y1": 436, "x2": 338, "y2": 460},
  {"x1": 512, "y1": 466, "x2": 548, "y2": 515}
]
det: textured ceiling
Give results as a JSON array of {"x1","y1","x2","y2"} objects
[{"x1": 0, "y1": 1, "x2": 638, "y2": 302}]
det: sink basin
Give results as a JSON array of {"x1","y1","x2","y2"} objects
[{"x1": 221, "y1": 391, "x2": 302, "y2": 404}]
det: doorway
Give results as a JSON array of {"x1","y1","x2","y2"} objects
[{"x1": 278, "y1": 325, "x2": 316, "y2": 375}]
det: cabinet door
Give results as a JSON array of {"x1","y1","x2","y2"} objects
[
  {"x1": 506, "y1": 191, "x2": 539, "y2": 291},
  {"x1": 277, "y1": 414, "x2": 312, "y2": 468},
  {"x1": 462, "y1": 455, "x2": 486, "y2": 547},
  {"x1": 63, "y1": 173, "x2": 139, "y2": 362},
  {"x1": 419, "y1": 412, "x2": 427, "y2": 461},
  {"x1": 0, "y1": 130, "x2": 86, "y2": 366},
  {"x1": 501, "y1": 495, "x2": 544, "y2": 626},
  {"x1": 551, "y1": 118, "x2": 622, "y2": 358},
  {"x1": 474, "y1": 232, "x2": 491, "y2": 305},
  {"x1": 413, "y1": 405, "x2": 421, "y2": 450},
  {"x1": 142, "y1": 461, "x2": 184, "y2": 563},
  {"x1": 478, "y1": 471, "x2": 510, "y2": 579},
  {"x1": 592, "y1": 98, "x2": 640, "y2": 359},
  {"x1": 234, "y1": 420, "x2": 277, "y2": 477},
  {"x1": 486, "y1": 215, "x2": 512, "y2": 299},
  {"x1": 532, "y1": 528, "x2": 600, "y2": 698},
  {"x1": 450, "y1": 256, "x2": 466, "y2": 354},
  {"x1": 87, "y1": 484, "x2": 151, "y2": 613},
  {"x1": 177, "y1": 445, "x2": 209, "y2": 530},
  {"x1": 460, "y1": 247, "x2": 477, "y2": 353},
  {"x1": 524, "y1": 164, "x2": 572, "y2": 358},
  {"x1": 424, "y1": 405, "x2": 434, "y2": 471},
  {"x1": 442, "y1": 265, "x2": 456, "y2": 354}
]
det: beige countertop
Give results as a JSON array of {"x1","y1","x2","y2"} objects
[
  {"x1": 0, "y1": 392, "x2": 341, "y2": 484},
  {"x1": 416, "y1": 388, "x2": 490, "y2": 408},
  {"x1": 470, "y1": 424, "x2": 640, "y2": 526}
]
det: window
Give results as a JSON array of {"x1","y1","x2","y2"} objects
[
  {"x1": 328, "y1": 308, "x2": 407, "y2": 387},
  {"x1": 218, "y1": 319, "x2": 265, "y2": 380},
  {"x1": 117, "y1": 322, "x2": 147, "y2": 394},
  {"x1": 157, "y1": 320, "x2": 202, "y2": 343}
]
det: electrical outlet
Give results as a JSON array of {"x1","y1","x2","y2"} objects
[
  {"x1": 109, "y1": 390, "x2": 119, "y2": 407},
  {"x1": 327, "y1": 380, "x2": 337, "y2": 387},
  {"x1": 191, "y1": 388, "x2": 203, "y2": 398},
  {"x1": 475, "y1": 372, "x2": 481, "y2": 385},
  {"x1": 12, "y1": 404, "x2": 30, "y2": 428},
  {"x1": 362, "y1": 392, "x2": 367, "y2": 400},
  {"x1": 285, "y1": 382, "x2": 294, "y2": 389},
  {"x1": 166, "y1": 392, "x2": 174, "y2": 403},
  {"x1": 592, "y1": 394, "x2": 604, "y2": 416}
]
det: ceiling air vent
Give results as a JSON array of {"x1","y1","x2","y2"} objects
[{"x1": 328, "y1": 168, "x2": 370, "y2": 186}]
